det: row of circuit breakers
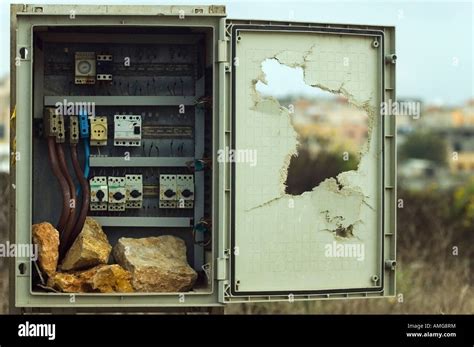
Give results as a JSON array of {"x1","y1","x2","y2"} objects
[
  {"x1": 44, "y1": 107, "x2": 195, "y2": 213},
  {"x1": 90, "y1": 174, "x2": 195, "y2": 211}
]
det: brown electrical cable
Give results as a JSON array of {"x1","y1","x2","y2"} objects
[
  {"x1": 46, "y1": 137, "x2": 70, "y2": 233},
  {"x1": 69, "y1": 143, "x2": 90, "y2": 249},
  {"x1": 56, "y1": 143, "x2": 76, "y2": 257}
]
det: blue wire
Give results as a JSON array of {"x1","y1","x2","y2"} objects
[
  {"x1": 75, "y1": 140, "x2": 90, "y2": 196},
  {"x1": 76, "y1": 108, "x2": 91, "y2": 195}
]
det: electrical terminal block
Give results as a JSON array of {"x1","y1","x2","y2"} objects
[
  {"x1": 55, "y1": 114, "x2": 66, "y2": 143},
  {"x1": 96, "y1": 54, "x2": 113, "y2": 81},
  {"x1": 43, "y1": 108, "x2": 60, "y2": 138},
  {"x1": 69, "y1": 116, "x2": 79, "y2": 144},
  {"x1": 79, "y1": 111, "x2": 90, "y2": 138}
]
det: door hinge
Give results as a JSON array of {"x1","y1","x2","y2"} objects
[{"x1": 217, "y1": 40, "x2": 227, "y2": 63}]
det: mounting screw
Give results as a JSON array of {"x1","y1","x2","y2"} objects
[
  {"x1": 372, "y1": 39, "x2": 380, "y2": 48},
  {"x1": 385, "y1": 259, "x2": 397, "y2": 270},
  {"x1": 385, "y1": 54, "x2": 397, "y2": 64},
  {"x1": 371, "y1": 275, "x2": 379, "y2": 284}
]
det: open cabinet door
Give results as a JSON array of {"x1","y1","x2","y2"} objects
[{"x1": 225, "y1": 21, "x2": 396, "y2": 302}]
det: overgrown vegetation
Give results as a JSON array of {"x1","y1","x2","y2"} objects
[
  {"x1": 286, "y1": 147, "x2": 359, "y2": 195},
  {"x1": 0, "y1": 172, "x2": 9, "y2": 313},
  {"x1": 399, "y1": 130, "x2": 448, "y2": 166}
]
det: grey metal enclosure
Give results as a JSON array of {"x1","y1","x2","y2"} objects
[{"x1": 9, "y1": 4, "x2": 396, "y2": 313}]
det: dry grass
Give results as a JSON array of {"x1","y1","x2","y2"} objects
[{"x1": 226, "y1": 259, "x2": 473, "y2": 314}]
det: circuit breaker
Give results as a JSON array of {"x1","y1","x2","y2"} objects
[
  {"x1": 90, "y1": 176, "x2": 108, "y2": 211},
  {"x1": 176, "y1": 174, "x2": 194, "y2": 209},
  {"x1": 114, "y1": 115, "x2": 141, "y2": 146},
  {"x1": 11, "y1": 4, "x2": 396, "y2": 311},
  {"x1": 159, "y1": 174, "x2": 177, "y2": 209},
  {"x1": 125, "y1": 174, "x2": 143, "y2": 209},
  {"x1": 108, "y1": 177, "x2": 127, "y2": 211}
]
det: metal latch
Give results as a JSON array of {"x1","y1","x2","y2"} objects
[
  {"x1": 216, "y1": 256, "x2": 227, "y2": 280},
  {"x1": 217, "y1": 40, "x2": 227, "y2": 63}
]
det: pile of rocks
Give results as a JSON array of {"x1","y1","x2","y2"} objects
[{"x1": 32, "y1": 217, "x2": 197, "y2": 293}]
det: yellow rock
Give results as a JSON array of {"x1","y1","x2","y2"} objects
[
  {"x1": 113, "y1": 236, "x2": 197, "y2": 292},
  {"x1": 60, "y1": 217, "x2": 112, "y2": 271},
  {"x1": 32, "y1": 222, "x2": 59, "y2": 278},
  {"x1": 47, "y1": 264, "x2": 134, "y2": 293},
  {"x1": 89, "y1": 264, "x2": 134, "y2": 293},
  {"x1": 47, "y1": 272, "x2": 87, "y2": 293}
]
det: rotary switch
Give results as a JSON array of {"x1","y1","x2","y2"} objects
[
  {"x1": 96, "y1": 189, "x2": 105, "y2": 202},
  {"x1": 113, "y1": 192, "x2": 125, "y2": 201},
  {"x1": 164, "y1": 189, "x2": 176, "y2": 198},
  {"x1": 130, "y1": 190, "x2": 142, "y2": 199},
  {"x1": 181, "y1": 189, "x2": 193, "y2": 198}
]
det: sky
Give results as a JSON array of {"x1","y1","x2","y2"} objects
[{"x1": 0, "y1": 0, "x2": 472, "y2": 106}]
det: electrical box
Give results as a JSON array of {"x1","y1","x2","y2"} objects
[{"x1": 10, "y1": 4, "x2": 396, "y2": 312}]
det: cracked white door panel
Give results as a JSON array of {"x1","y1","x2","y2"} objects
[{"x1": 232, "y1": 29, "x2": 383, "y2": 293}]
